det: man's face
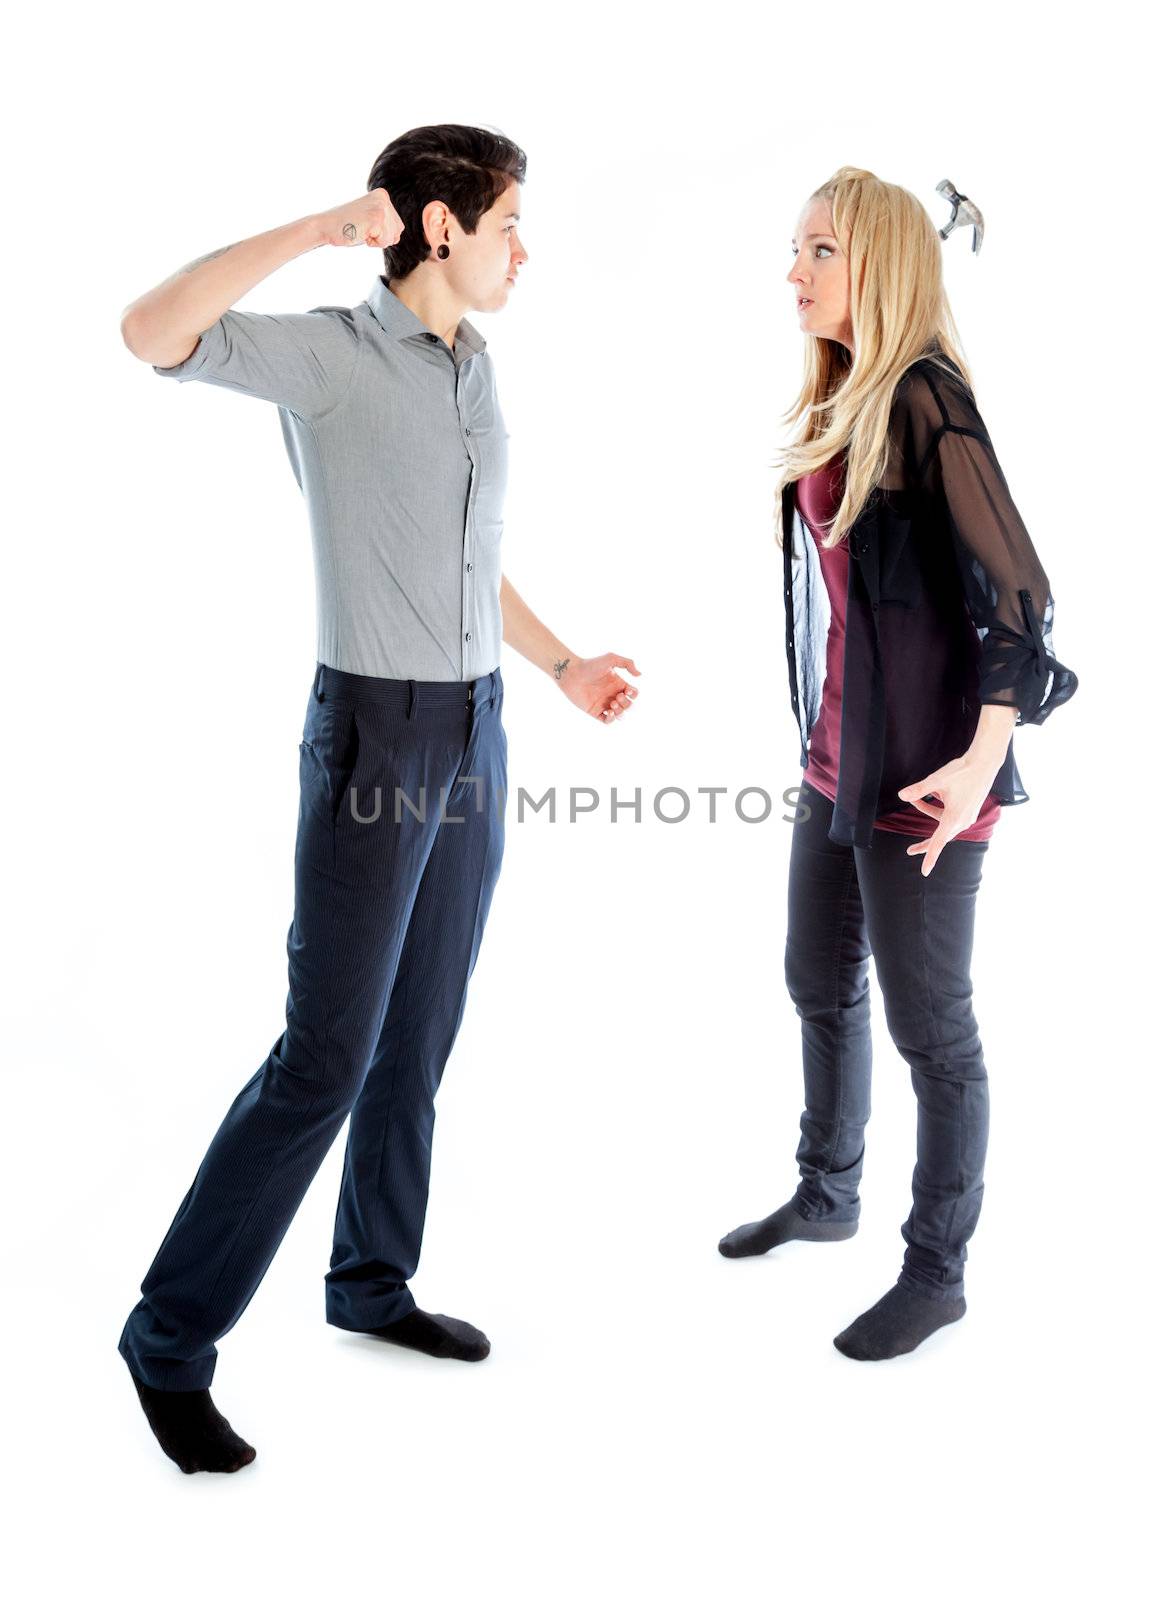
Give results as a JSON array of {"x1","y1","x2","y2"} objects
[{"x1": 448, "y1": 181, "x2": 528, "y2": 312}]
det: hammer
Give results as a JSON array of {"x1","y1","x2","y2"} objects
[{"x1": 936, "y1": 179, "x2": 984, "y2": 253}]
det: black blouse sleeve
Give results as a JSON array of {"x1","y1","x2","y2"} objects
[{"x1": 907, "y1": 366, "x2": 1079, "y2": 725}]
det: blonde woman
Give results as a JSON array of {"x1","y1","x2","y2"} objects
[{"x1": 718, "y1": 168, "x2": 1077, "y2": 1359}]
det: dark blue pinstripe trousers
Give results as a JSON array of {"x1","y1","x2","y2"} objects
[{"x1": 118, "y1": 662, "x2": 507, "y2": 1390}]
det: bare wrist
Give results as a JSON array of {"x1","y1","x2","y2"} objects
[
  {"x1": 967, "y1": 703, "x2": 1016, "y2": 767},
  {"x1": 965, "y1": 733, "x2": 1011, "y2": 771},
  {"x1": 302, "y1": 211, "x2": 330, "y2": 252}
]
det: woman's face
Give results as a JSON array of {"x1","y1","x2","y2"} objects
[{"x1": 787, "y1": 198, "x2": 853, "y2": 353}]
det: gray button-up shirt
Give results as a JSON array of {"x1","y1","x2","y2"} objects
[{"x1": 153, "y1": 274, "x2": 508, "y2": 681}]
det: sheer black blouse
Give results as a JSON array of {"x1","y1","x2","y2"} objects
[{"x1": 782, "y1": 352, "x2": 1079, "y2": 848}]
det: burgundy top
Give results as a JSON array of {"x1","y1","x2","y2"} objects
[{"x1": 796, "y1": 451, "x2": 1000, "y2": 843}]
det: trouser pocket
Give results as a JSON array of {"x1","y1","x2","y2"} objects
[{"x1": 300, "y1": 700, "x2": 361, "y2": 827}]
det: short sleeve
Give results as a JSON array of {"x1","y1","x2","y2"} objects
[
  {"x1": 153, "y1": 306, "x2": 360, "y2": 420},
  {"x1": 901, "y1": 364, "x2": 1079, "y2": 726}
]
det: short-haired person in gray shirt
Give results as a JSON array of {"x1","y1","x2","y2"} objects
[{"x1": 116, "y1": 124, "x2": 641, "y2": 1475}]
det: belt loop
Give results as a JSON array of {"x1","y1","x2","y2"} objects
[
  {"x1": 316, "y1": 663, "x2": 326, "y2": 702},
  {"x1": 407, "y1": 679, "x2": 419, "y2": 720}
]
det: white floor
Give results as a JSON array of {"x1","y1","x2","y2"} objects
[{"x1": 11, "y1": 932, "x2": 1142, "y2": 1596}]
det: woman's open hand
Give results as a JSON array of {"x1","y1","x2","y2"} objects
[{"x1": 896, "y1": 756, "x2": 997, "y2": 876}]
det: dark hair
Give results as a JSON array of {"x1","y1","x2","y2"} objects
[{"x1": 366, "y1": 123, "x2": 527, "y2": 282}]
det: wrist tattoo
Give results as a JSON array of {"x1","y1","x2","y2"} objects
[
  {"x1": 342, "y1": 222, "x2": 358, "y2": 242},
  {"x1": 553, "y1": 657, "x2": 570, "y2": 681},
  {"x1": 178, "y1": 243, "x2": 239, "y2": 275}
]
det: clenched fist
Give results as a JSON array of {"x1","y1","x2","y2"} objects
[{"x1": 315, "y1": 188, "x2": 405, "y2": 250}]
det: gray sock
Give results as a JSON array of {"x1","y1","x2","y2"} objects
[
  {"x1": 718, "y1": 1198, "x2": 858, "y2": 1258},
  {"x1": 833, "y1": 1281, "x2": 966, "y2": 1360}
]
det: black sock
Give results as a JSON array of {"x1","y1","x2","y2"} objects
[
  {"x1": 363, "y1": 1307, "x2": 490, "y2": 1361},
  {"x1": 833, "y1": 1281, "x2": 966, "y2": 1360},
  {"x1": 718, "y1": 1199, "x2": 858, "y2": 1258},
  {"x1": 129, "y1": 1370, "x2": 257, "y2": 1474}
]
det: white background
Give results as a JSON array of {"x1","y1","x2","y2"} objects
[{"x1": 4, "y1": 2, "x2": 1146, "y2": 1594}]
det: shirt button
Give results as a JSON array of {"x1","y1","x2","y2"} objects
[
  {"x1": 465, "y1": 631, "x2": 472, "y2": 641},
  {"x1": 465, "y1": 427, "x2": 472, "y2": 437},
  {"x1": 425, "y1": 332, "x2": 436, "y2": 342},
  {"x1": 466, "y1": 562, "x2": 473, "y2": 572}
]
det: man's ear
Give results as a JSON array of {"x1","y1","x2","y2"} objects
[{"x1": 422, "y1": 199, "x2": 450, "y2": 250}]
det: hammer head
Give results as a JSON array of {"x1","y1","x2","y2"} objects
[{"x1": 935, "y1": 177, "x2": 984, "y2": 254}]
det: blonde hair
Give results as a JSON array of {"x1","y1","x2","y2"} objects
[{"x1": 774, "y1": 166, "x2": 973, "y2": 552}]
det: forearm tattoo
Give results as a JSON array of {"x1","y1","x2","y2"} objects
[
  {"x1": 178, "y1": 242, "x2": 241, "y2": 275},
  {"x1": 553, "y1": 657, "x2": 570, "y2": 680}
]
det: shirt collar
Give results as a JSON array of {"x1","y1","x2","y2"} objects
[{"x1": 366, "y1": 275, "x2": 486, "y2": 360}]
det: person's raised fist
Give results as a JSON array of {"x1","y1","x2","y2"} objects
[{"x1": 315, "y1": 188, "x2": 405, "y2": 249}]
